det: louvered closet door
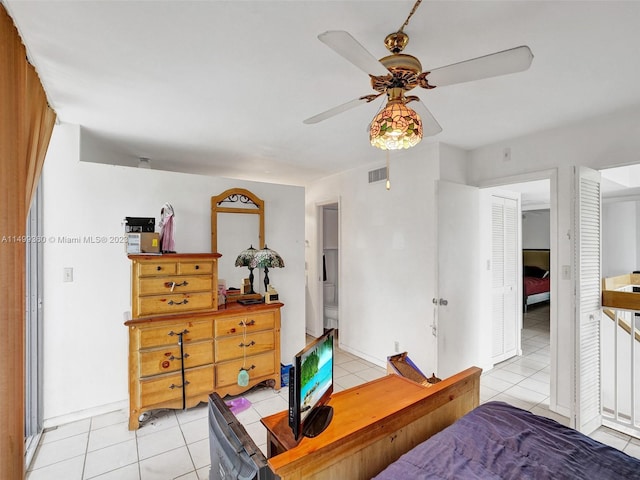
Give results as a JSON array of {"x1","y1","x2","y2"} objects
[
  {"x1": 574, "y1": 166, "x2": 602, "y2": 434},
  {"x1": 492, "y1": 195, "x2": 519, "y2": 364}
]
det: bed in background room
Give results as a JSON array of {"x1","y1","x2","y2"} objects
[{"x1": 523, "y1": 248, "x2": 550, "y2": 311}]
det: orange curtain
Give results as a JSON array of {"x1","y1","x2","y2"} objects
[
  {"x1": 1, "y1": 4, "x2": 56, "y2": 479},
  {"x1": 24, "y1": 65, "x2": 56, "y2": 208}
]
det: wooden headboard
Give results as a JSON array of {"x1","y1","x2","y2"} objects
[{"x1": 523, "y1": 249, "x2": 550, "y2": 271}]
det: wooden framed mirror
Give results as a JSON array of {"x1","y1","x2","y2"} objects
[{"x1": 211, "y1": 188, "x2": 265, "y2": 290}]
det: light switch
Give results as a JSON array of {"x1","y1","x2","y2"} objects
[{"x1": 63, "y1": 267, "x2": 73, "y2": 282}]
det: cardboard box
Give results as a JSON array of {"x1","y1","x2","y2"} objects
[
  {"x1": 387, "y1": 352, "x2": 441, "y2": 386},
  {"x1": 127, "y1": 233, "x2": 160, "y2": 254}
]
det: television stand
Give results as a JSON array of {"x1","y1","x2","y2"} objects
[
  {"x1": 303, "y1": 405, "x2": 333, "y2": 438},
  {"x1": 261, "y1": 369, "x2": 481, "y2": 480}
]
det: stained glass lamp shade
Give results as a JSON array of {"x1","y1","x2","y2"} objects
[
  {"x1": 254, "y1": 245, "x2": 285, "y2": 292},
  {"x1": 370, "y1": 101, "x2": 423, "y2": 150},
  {"x1": 235, "y1": 245, "x2": 257, "y2": 294}
]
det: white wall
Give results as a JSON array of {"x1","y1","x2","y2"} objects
[
  {"x1": 41, "y1": 124, "x2": 306, "y2": 425},
  {"x1": 307, "y1": 145, "x2": 442, "y2": 375},
  {"x1": 602, "y1": 201, "x2": 637, "y2": 277},
  {"x1": 522, "y1": 209, "x2": 550, "y2": 249},
  {"x1": 467, "y1": 105, "x2": 640, "y2": 416}
]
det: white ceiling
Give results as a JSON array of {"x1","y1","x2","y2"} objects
[{"x1": 6, "y1": 1, "x2": 640, "y2": 186}]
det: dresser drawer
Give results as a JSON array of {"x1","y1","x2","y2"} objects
[
  {"x1": 137, "y1": 275, "x2": 213, "y2": 296},
  {"x1": 139, "y1": 340, "x2": 213, "y2": 377},
  {"x1": 215, "y1": 351, "x2": 275, "y2": 388},
  {"x1": 137, "y1": 262, "x2": 178, "y2": 277},
  {"x1": 215, "y1": 330, "x2": 275, "y2": 363},
  {"x1": 138, "y1": 320, "x2": 212, "y2": 348},
  {"x1": 178, "y1": 261, "x2": 214, "y2": 275},
  {"x1": 140, "y1": 365, "x2": 214, "y2": 408},
  {"x1": 136, "y1": 292, "x2": 214, "y2": 317},
  {"x1": 214, "y1": 312, "x2": 275, "y2": 337}
]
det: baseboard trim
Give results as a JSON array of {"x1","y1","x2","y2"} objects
[{"x1": 43, "y1": 399, "x2": 128, "y2": 429}]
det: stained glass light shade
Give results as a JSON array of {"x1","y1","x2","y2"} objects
[
  {"x1": 235, "y1": 245, "x2": 257, "y2": 294},
  {"x1": 235, "y1": 245, "x2": 257, "y2": 268},
  {"x1": 370, "y1": 102, "x2": 423, "y2": 150},
  {"x1": 254, "y1": 245, "x2": 285, "y2": 292}
]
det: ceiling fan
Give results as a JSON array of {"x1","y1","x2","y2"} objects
[{"x1": 303, "y1": 0, "x2": 534, "y2": 150}]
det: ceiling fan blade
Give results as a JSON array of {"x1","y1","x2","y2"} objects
[
  {"x1": 410, "y1": 99, "x2": 443, "y2": 137},
  {"x1": 318, "y1": 30, "x2": 390, "y2": 77},
  {"x1": 303, "y1": 94, "x2": 381, "y2": 124},
  {"x1": 426, "y1": 45, "x2": 533, "y2": 88}
]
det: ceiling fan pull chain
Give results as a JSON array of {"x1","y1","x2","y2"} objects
[
  {"x1": 398, "y1": 0, "x2": 423, "y2": 33},
  {"x1": 386, "y1": 150, "x2": 391, "y2": 190}
]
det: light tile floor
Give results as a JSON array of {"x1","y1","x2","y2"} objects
[{"x1": 27, "y1": 308, "x2": 640, "y2": 478}]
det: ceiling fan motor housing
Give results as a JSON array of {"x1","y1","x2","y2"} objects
[{"x1": 372, "y1": 53, "x2": 423, "y2": 93}]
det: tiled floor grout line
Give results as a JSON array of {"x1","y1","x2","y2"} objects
[
  {"x1": 135, "y1": 422, "x2": 142, "y2": 480},
  {"x1": 81, "y1": 418, "x2": 90, "y2": 480},
  {"x1": 180, "y1": 413, "x2": 202, "y2": 479}
]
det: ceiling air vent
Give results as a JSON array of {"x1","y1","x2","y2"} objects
[{"x1": 368, "y1": 167, "x2": 387, "y2": 184}]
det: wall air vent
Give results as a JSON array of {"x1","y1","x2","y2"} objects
[{"x1": 368, "y1": 167, "x2": 387, "y2": 184}]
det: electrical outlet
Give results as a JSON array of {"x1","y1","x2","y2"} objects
[{"x1": 394, "y1": 341, "x2": 400, "y2": 353}]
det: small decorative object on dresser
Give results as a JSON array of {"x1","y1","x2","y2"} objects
[
  {"x1": 125, "y1": 253, "x2": 283, "y2": 430},
  {"x1": 265, "y1": 286, "x2": 279, "y2": 304}
]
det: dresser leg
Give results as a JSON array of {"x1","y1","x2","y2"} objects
[{"x1": 128, "y1": 411, "x2": 140, "y2": 430}]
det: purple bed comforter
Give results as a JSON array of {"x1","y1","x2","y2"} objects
[{"x1": 373, "y1": 401, "x2": 640, "y2": 479}]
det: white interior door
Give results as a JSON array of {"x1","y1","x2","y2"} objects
[
  {"x1": 436, "y1": 181, "x2": 485, "y2": 379},
  {"x1": 573, "y1": 166, "x2": 602, "y2": 433},
  {"x1": 491, "y1": 194, "x2": 521, "y2": 364}
]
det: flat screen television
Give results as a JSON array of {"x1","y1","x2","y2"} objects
[
  {"x1": 288, "y1": 328, "x2": 335, "y2": 441},
  {"x1": 208, "y1": 392, "x2": 275, "y2": 480}
]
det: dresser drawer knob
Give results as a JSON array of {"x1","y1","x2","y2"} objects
[
  {"x1": 239, "y1": 340, "x2": 256, "y2": 348},
  {"x1": 156, "y1": 266, "x2": 162, "y2": 271},
  {"x1": 168, "y1": 299, "x2": 189, "y2": 306},
  {"x1": 167, "y1": 329, "x2": 189, "y2": 336},
  {"x1": 239, "y1": 365, "x2": 255, "y2": 372},
  {"x1": 165, "y1": 281, "x2": 189, "y2": 289}
]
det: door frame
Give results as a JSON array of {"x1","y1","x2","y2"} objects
[
  {"x1": 477, "y1": 168, "x2": 560, "y2": 412},
  {"x1": 312, "y1": 198, "x2": 341, "y2": 339},
  {"x1": 25, "y1": 182, "x2": 43, "y2": 468}
]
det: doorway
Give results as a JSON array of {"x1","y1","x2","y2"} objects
[
  {"x1": 321, "y1": 203, "x2": 339, "y2": 336},
  {"x1": 481, "y1": 175, "x2": 556, "y2": 414}
]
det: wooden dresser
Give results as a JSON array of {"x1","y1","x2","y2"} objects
[
  {"x1": 125, "y1": 253, "x2": 283, "y2": 430},
  {"x1": 130, "y1": 253, "x2": 219, "y2": 318}
]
